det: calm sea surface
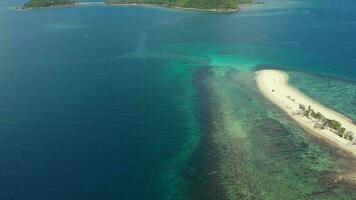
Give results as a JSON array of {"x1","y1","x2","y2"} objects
[{"x1": 0, "y1": 0, "x2": 355, "y2": 199}]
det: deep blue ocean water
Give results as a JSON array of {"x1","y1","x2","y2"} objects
[{"x1": 0, "y1": 0, "x2": 355, "y2": 199}]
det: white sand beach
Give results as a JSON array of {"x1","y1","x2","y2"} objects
[{"x1": 255, "y1": 69, "x2": 356, "y2": 156}]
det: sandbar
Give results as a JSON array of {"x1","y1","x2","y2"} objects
[{"x1": 255, "y1": 69, "x2": 356, "y2": 157}]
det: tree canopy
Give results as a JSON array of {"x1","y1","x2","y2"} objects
[{"x1": 24, "y1": 0, "x2": 75, "y2": 8}]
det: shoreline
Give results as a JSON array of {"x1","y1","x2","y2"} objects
[{"x1": 255, "y1": 69, "x2": 356, "y2": 157}]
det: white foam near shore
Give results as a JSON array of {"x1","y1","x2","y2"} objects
[{"x1": 255, "y1": 69, "x2": 356, "y2": 156}]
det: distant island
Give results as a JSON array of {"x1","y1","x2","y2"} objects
[
  {"x1": 23, "y1": 0, "x2": 75, "y2": 8},
  {"x1": 105, "y1": 0, "x2": 252, "y2": 11},
  {"x1": 23, "y1": 0, "x2": 252, "y2": 11}
]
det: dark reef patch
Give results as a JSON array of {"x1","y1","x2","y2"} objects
[{"x1": 181, "y1": 66, "x2": 226, "y2": 200}]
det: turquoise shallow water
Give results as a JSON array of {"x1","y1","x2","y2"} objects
[{"x1": 0, "y1": 0, "x2": 355, "y2": 199}]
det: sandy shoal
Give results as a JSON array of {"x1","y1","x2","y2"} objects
[{"x1": 255, "y1": 69, "x2": 356, "y2": 157}]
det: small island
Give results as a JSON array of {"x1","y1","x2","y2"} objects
[
  {"x1": 105, "y1": 0, "x2": 252, "y2": 12},
  {"x1": 256, "y1": 70, "x2": 356, "y2": 157},
  {"x1": 23, "y1": 0, "x2": 75, "y2": 9}
]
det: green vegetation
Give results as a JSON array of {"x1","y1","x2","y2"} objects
[
  {"x1": 298, "y1": 104, "x2": 354, "y2": 143},
  {"x1": 324, "y1": 119, "x2": 341, "y2": 131},
  {"x1": 105, "y1": 0, "x2": 251, "y2": 10},
  {"x1": 23, "y1": 0, "x2": 75, "y2": 8},
  {"x1": 345, "y1": 131, "x2": 354, "y2": 141}
]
